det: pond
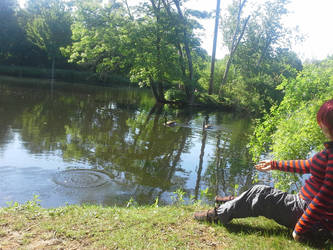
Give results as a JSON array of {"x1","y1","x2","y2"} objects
[{"x1": 0, "y1": 80, "x2": 266, "y2": 208}]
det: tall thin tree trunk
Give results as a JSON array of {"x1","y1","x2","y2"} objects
[
  {"x1": 150, "y1": 0, "x2": 165, "y2": 103},
  {"x1": 176, "y1": 43, "x2": 186, "y2": 80},
  {"x1": 256, "y1": 36, "x2": 272, "y2": 69},
  {"x1": 172, "y1": 0, "x2": 194, "y2": 104},
  {"x1": 208, "y1": 0, "x2": 221, "y2": 95},
  {"x1": 161, "y1": 0, "x2": 187, "y2": 90},
  {"x1": 219, "y1": 14, "x2": 250, "y2": 97},
  {"x1": 122, "y1": 0, "x2": 133, "y2": 20}
]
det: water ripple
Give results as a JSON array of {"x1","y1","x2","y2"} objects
[{"x1": 53, "y1": 169, "x2": 111, "y2": 188}]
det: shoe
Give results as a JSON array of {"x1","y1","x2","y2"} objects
[
  {"x1": 215, "y1": 195, "x2": 235, "y2": 204},
  {"x1": 194, "y1": 207, "x2": 219, "y2": 223}
]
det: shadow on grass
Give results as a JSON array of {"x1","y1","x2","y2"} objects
[
  {"x1": 224, "y1": 221, "x2": 289, "y2": 237},
  {"x1": 224, "y1": 221, "x2": 333, "y2": 249}
]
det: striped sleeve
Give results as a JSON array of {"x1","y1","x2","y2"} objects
[
  {"x1": 271, "y1": 159, "x2": 312, "y2": 174},
  {"x1": 294, "y1": 151, "x2": 333, "y2": 235}
]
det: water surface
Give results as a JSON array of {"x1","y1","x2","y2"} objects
[{"x1": 0, "y1": 81, "x2": 260, "y2": 207}]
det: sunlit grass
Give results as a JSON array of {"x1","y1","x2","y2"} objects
[{"x1": 0, "y1": 198, "x2": 331, "y2": 249}]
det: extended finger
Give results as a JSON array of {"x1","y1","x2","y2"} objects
[
  {"x1": 258, "y1": 160, "x2": 270, "y2": 165},
  {"x1": 256, "y1": 165, "x2": 271, "y2": 172},
  {"x1": 256, "y1": 161, "x2": 267, "y2": 165},
  {"x1": 255, "y1": 162, "x2": 269, "y2": 168}
]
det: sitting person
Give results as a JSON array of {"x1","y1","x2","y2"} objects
[{"x1": 194, "y1": 99, "x2": 333, "y2": 241}]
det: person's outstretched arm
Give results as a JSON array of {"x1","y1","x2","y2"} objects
[{"x1": 256, "y1": 159, "x2": 312, "y2": 174}]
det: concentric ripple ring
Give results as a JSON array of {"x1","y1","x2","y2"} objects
[{"x1": 53, "y1": 169, "x2": 111, "y2": 188}]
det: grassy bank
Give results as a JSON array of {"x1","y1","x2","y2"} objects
[
  {"x1": 0, "y1": 200, "x2": 331, "y2": 249},
  {"x1": 0, "y1": 65, "x2": 130, "y2": 86}
]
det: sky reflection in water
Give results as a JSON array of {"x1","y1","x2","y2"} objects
[{"x1": 0, "y1": 82, "x2": 258, "y2": 207}]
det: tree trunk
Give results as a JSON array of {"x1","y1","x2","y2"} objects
[
  {"x1": 149, "y1": 0, "x2": 165, "y2": 103},
  {"x1": 256, "y1": 36, "x2": 272, "y2": 69},
  {"x1": 122, "y1": 0, "x2": 133, "y2": 20},
  {"x1": 208, "y1": 0, "x2": 221, "y2": 95},
  {"x1": 172, "y1": 0, "x2": 194, "y2": 104},
  {"x1": 219, "y1": 14, "x2": 250, "y2": 97},
  {"x1": 176, "y1": 43, "x2": 186, "y2": 79},
  {"x1": 218, "y1": 0, "x2": 249, "y2": 97},
  {"x1": 160, "y1": 0, "x2": 187, "y2": 89},
  {"x1": 149, "y1": 77, "x2": 160, "y2": 102}
]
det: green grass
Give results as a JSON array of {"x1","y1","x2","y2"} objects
[{"x1": 0, "y1": 200, "x2": 331, "y2": 249}]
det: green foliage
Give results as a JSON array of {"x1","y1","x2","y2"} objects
[
  {"x1": 152, "y1": 197, "x2": 159, "y2": 208},
  {"x1": 200, "y1": 187, "x2": 209, "y2": 200},
  {"x1": 126, "y1": 197, "x2": 138, "y2": 208},
  {"x1": 0, "y1": 0, "x2": 19, "y2": 61},
  {"x1": 216, "y1": 0, "x2": 301, "y2": 114},
  {"x1": 227, "y1": 0, "x2": 295, "y2": 74},
  {"x1": 0, "y1": 0, "x2": 36, "y2": 65},
  {"x1": 220, "y1": 73, "x2": 282, "y2": 113},
  {"x1": 250, "y1": 58, "x2": 333, "y2": 190},
  {"x1": 193, "y1": 92, "x2": 222, "y2": 108},
  {"x1": 0, "y1": 0, "x2": 304, "y2": 109},
  {"x1": 198, "y1": 59, "x2": 225, "y2": 93},
  {"x1": 271, "y1": 171, "x2": 302, "y2": 193},
  {"x1": 61, "y1": 0, "x2": 208, "y2": 103},
  {"x1": 164, "y1": 88, "x2": 187, "y2": 102},
  {"x1": 25, "y1": 0, "x2": 72, "y2": 59},
  {"x1": 6, "y1": 195, "x2": 41, "y2": 211},
  {"x1": 63, "y1": 1, "x2": 132, "y2": 75},
  {"x1": 171, "y1": 188, "x2": 186, "y2": 206}
]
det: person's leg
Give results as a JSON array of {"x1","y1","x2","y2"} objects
[{"x1": 216, "y1": 185, "x2": 307, "y2": 229}]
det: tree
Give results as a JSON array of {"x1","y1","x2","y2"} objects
[
  {"x1": 219, "y1": 0, "x2": 250, "y2": 97},
  {"x1": 131, "y1": 0, "x2": 205, "y2": 104},
  {"x1": 147, "y1": 0, "x2": 167, "y2": 102},
  {"x1": 161, "y1": 0, "x2": 196, "y2": 103},
  {"x1": 217, "y1": 0, "x2": 302, "y2": 113},
  {"x1": 254, "y1": 0, "x2": 290, "y2": 69},
  {"x1": 172, "y1": 0, "x2": 195, "y2": 103},
  {"x1": 63, "y1": 0, "x2": 133, "y2": 77},
  {"x1": 229, "y1": 0, "x2": 296, "y2": 77},
  {"x1": 128, "y1": 0, "x2": 183, "y2": 103},
  {"x1": 0, "y1": 0, "x2": 22, "y2": 63},
  {"x1": 208, "y1": 0, "x2": 221, "y2": 95},
  {"x1": 25, "y1": 0, "x2": 72, "y2": 81},
  {"x1": 63, "y1": 0, "x2": 207, "y2": 104}
]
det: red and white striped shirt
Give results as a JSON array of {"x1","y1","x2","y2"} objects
[{"x1": 271, "y1": 142, "x2": 333, "y2": 235}]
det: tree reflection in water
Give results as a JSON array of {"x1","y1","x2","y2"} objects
[{"x1": 0, "y1": 83, "x2": 256, "y2": 207}]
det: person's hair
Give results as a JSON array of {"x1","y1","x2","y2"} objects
[{"x1": 317, "y1": 99, "x2": 333, "y2": 137}]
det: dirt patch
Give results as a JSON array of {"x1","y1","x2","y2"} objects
[{"x1": 0, "y1": 228, "x2": 85, "y2": 249}]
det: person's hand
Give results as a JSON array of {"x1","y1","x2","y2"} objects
[
  {"x1": 255, "y1": 160, "x2": 272, "y2": 172},
  {"x1": 292, "y1": 230, "x2": 301, "y2": 241}
]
